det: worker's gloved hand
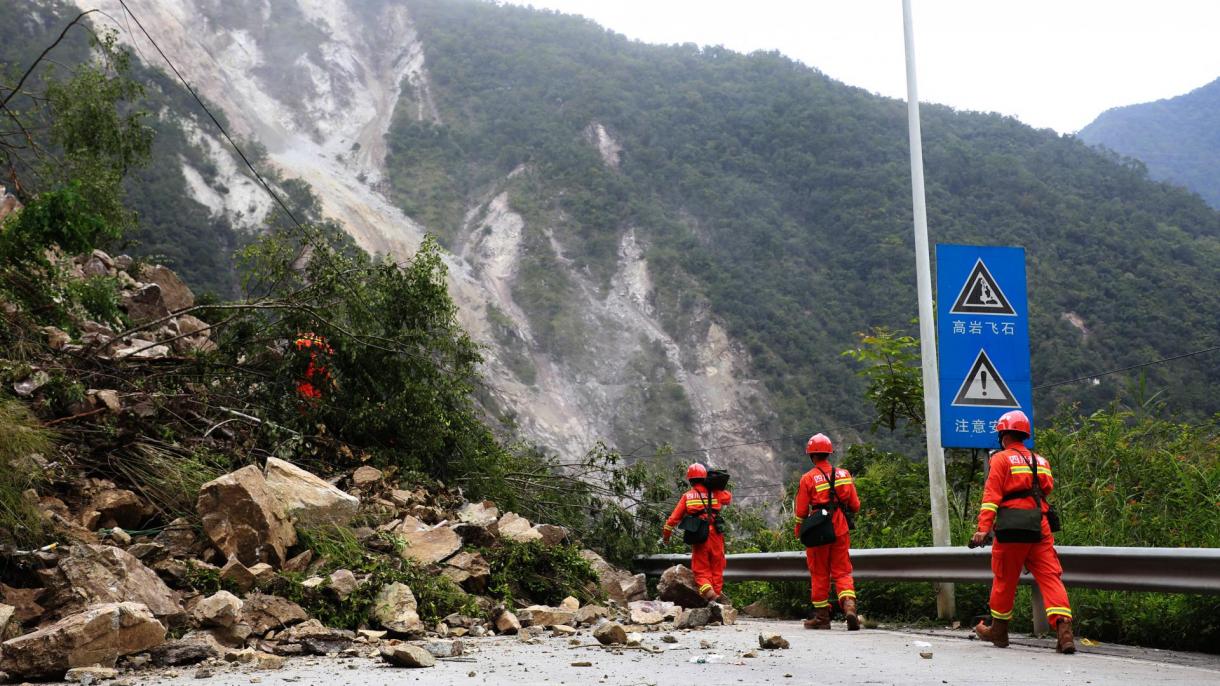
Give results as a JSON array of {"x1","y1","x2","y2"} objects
[{"x1": 970, "y1": 530, "x2": 990, "y2": 548}]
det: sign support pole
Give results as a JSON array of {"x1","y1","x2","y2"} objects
[{"x1": 902, "y1": 0, "x2": 955, "y2": 619}]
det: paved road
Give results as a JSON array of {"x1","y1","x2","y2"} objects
[{"x1": 130, "y1": 619, "x2": 1220, "y2": 686}]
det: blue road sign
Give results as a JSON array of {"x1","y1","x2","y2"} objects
[{"x1": 936, "y1": 244, "x2": 1033, "y2": 449}]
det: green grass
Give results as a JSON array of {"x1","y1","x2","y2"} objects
[{"x1": 0, "y1": 399, "x2": 54, "y2": 546}]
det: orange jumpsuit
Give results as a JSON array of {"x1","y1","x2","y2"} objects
[
  {"x1": 793, "y1": 461, "x2": 860, "y2": 608},
  {"x1": 663, "y1": 485, "x2": 732, "y2": 597},
  {"x1": 977, "y1": 443, "x2": 1072, "y2": 627}
]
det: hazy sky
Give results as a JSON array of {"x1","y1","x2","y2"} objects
[{"x1": 501, "y1": 0, "x2": 1220, "y2": 133}]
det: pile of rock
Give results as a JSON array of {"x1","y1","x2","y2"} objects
[{"x1": 0, "y1": 456, "x2": 655, "y2": 680}]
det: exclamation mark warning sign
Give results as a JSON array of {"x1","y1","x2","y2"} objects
[{"x1": 952, "y1": 350, "x2": 1019, "y2": 407}]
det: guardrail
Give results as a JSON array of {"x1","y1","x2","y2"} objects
[
  {"x1": 637, "y1": 546, "x2": 1220, "y2": 631},
  {"x1": 635, "y1": 546, "x2": 1220, "y2": 594}
]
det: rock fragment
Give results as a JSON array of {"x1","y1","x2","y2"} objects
[{"x1": 758, "y1": 632, "x2": 790, "y2": 650}]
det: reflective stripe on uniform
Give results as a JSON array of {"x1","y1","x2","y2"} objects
[
  {"x1": 837, "y1": 590, "x2": 856, "y2": 599},
  {"x1": 698, "y1": 583, "x2": 713, "y2": 593},
  {"x1": 981, "y1": 502, "x2": 999, "y2": 512},
  {"x1": 663, "y1": 524, "x2": 674, "y2": 531},
  {"x1": 990, "y1": 608, "x2": 1014, "y2": 620},
  {"x1": 1044, "y1": 606, "x2": 1072, "y2": 618},
  {"x1": 812, "y1": 600, "x2": 830, "y2": 608}
]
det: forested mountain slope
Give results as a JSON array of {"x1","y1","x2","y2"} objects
[
  {"x1": 1079, "y1": 78, "x2": 1220, "y2": 209},
  {"x1": 390, "y1": 0, "x2": 1220, "y2": 466},
  {"x1": 8, "y1": 0, "x2": 1219, "y2": 483}
]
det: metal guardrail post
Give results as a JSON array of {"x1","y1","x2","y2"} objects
[{"x1": 1030, "y1": 584, "x2": 1049, "y2": 636}]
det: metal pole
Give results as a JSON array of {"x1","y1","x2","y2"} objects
[{"x1": 901, "y1": 0, "x2": 955, "y2": 619}]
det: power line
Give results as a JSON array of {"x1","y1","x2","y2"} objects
[
  {"x1": 1032, "y1": 343, "x2": 1220, "y2": 391},
  {"x1": 114, "y1": 0, "x2": 305, "y2": 233}
]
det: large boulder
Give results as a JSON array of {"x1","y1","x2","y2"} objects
[
  {"x1": 580, "y1": 549, "x2": 649, "y2": 604},
  {"x1": 442, "y1": 551, "x2": 491, "y2": 593},
  {"x1": 197, "y1": 465, "x2": 297, "y2": 568},
  {"x1": 140, "y1": 265, "x2": 195, "y2": 312},
  {"x1": 192, "y1": 591, "x2": 242, "y2": 628},
  {"x1": 399, "y1": 525, "x2": 462, "y2": 565},
  {"x1": 380, "y1": 643, "x2": 435, "y2": 668},
  {"x1": 0, "y1": 602, "x2": 165, "y2": 679},
  {"x1": 657, "y1": 564, "x2": 707, "y2": 608},
  {"x1": 516, "y1": 606, "x2": 575, "y2": 628},
  {"x1": 40, "y1": 545, "x2": 183, "y2": 624},
  {"x1": 88, "y1": 488, "x2": 146, "y2": 530},
  {"x1": 496, "y1": 512, "x2": 543, "y2": 542},
  {"x1": 147, "y1": 631, "x2": 223, "y2": 666},
  {"x1": 239, "y1": 594, "x2": 308, "y2": 636},
  {"x1": 262, "y1": 458, "x2": 360, "y2": 528},
  {"x1": 120, "y1": 283, "x2": 170, "y2": 325},
  {"x1": 274, "y1": 619, "x2": 354, "y2": 655},
  {"x1": 372, "y1": 583, "x2": 424, "y2": 635},
  {"x1": 456, "y1": 501, "x2": 499, "y2": 526}
]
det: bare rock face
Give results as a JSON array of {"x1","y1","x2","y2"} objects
[
  {"x1": 263, "y1": 458, "x2": 360, "y2": 528},
  {"x1": 657, "y1": 564, "x2": 706, "y2": 608},
  {"x1": 239, "y1": 594, "x2": 308, "y2": 636},
  {"x1": 140, "y1": 264, "x2": 195, "y2": 312},
  {"x1": 0, "y1": 602, "x2": 165, "y2": 679},
  {"x1": 442, "y1": 551, "x2": 490, "y2": 593},
  {"x1": 88, "y1": 488, "x2": 146, "y2": 530},
  {"x1": 1, "y1": 585, "x2": 45, "y2": 626},
  {"x1": 197, "y1": 465, "x2": 297, "y2": 568},
  {"x1": 372, "y1": 583, "x2": 424, "y2": 635},
  {"x1": 41, "y1": 545, "x2": 183, "y2": 624},
  {"x1": 496, "y1": 512, "x2": 543, "y2": 542},
  {"x1": 399, "y1": 525, "x2": 462, "y2": 565},
  {"x1": 675, "y1": 606, "x2": 711, "y2": 629}
]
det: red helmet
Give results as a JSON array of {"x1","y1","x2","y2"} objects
[
  {"x1": 686, "y1": 463, "x2": 708, "y2": 481},
  {"x1": 805, "y1": 433, "x2": 833, "y2": 455},
  {"x1": 995, "y1": 410, "x2": 1031, "y2": 437}
]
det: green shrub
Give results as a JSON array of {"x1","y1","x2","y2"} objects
[{"x1": 483, "y1": 540, "x2": 599, "y2": 609}]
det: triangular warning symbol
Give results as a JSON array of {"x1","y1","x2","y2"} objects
[
  {"x1": 950, "y1": 259, "x2": 1016, "y2": 316},
  {"x1": 952, "y1": 350, "x2": 1020, "y2": 408}
]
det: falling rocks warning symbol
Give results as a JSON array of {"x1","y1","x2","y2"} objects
[
  {"x1": 950, "y1": 259, "x2": 1015, "y2": 316},
  {"x1": 952, "y1": 350, "x2": 1019, "y2": 407}
]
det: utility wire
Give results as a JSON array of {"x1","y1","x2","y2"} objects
[
  {"x1": 1032, "y1": 343, "x2": 1220, "y2": 391},
  {"x1": 114, "y1": 0, "x2": 305, "y2": 233}
]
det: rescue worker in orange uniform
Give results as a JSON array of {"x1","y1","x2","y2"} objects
[
  {"x1": 662, "y1": 463, "x2": 732, "y2": 602},
  {"x1": 793, "y1": 433, "x2": 861, "y2": 630},
  {"x1": 293, "y1": 332, "x2": 334, "y2": 402},
  {"x1": 971, "y1": 410, "x2": 1075, "y2": 654}
]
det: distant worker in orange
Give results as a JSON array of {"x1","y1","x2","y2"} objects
[
  {"x1": 662, "y1": 463, "x2": 732, "y2": 602},
  {"x1": 972, "y1": 410, "x2": 1075, "y2": 654},
  {"x1": 794, "y1": 433, "x2": 861, "y2": 630}
]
